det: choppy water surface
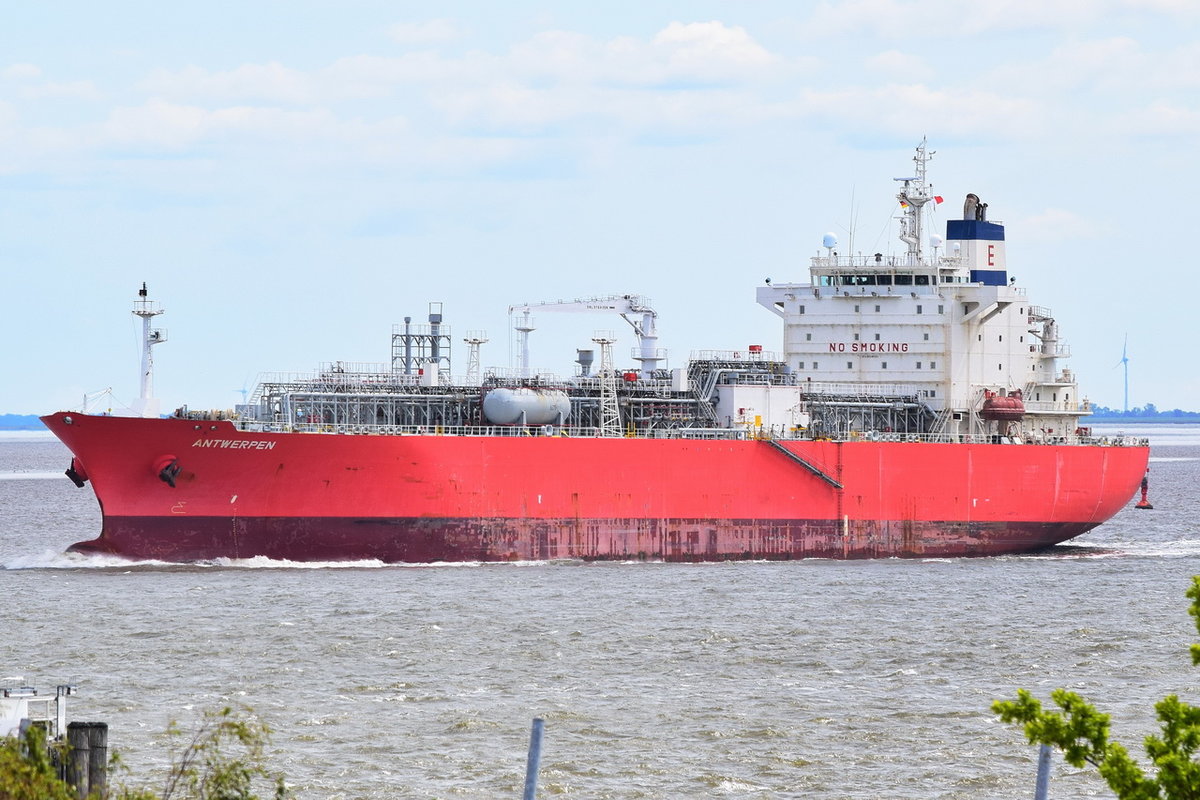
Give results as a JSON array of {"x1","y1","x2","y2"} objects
[{"x1": 1, "y1": 424, "x2": 1198, "y2": 799}]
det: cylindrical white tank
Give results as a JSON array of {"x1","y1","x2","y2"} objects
[{"x1": 483, "y1": 388, "x2": 571, "y2": 426}]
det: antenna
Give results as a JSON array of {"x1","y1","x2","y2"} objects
[{"x1": 893, "y1": 138, "x2": 934, "y2": 266}]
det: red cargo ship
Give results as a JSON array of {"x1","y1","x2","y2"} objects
[{"x1": 42, "y1": 142, "x2": 1149, "y2": 562}]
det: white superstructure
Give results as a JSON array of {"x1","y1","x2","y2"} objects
[{"x1": 755, "y1": 140, "x2": 1086, "y2": 440}]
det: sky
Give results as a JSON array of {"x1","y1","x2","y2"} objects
[{"x1": 2, "y1": 0, "x2": 1196, "y2": 415}]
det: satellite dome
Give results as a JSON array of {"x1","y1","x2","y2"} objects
[
  {"x1": 930, "y1": 234, "x2": 944, "y2": 248},
  {"x1": 822, "y1": 233, "x2": 838, "y2": 248}
]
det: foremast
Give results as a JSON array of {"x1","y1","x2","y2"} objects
[{"x1": 131, "y1": 283, "x2": 167, "y2": 418}]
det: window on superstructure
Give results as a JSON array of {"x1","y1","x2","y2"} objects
[
  {"x1": 916, "y1": 305, "x2": 923, "y2": 314},
  {"x1": 847, "y1": 361, "x2": 853, "y2": 369},
  {"x1": 938, "y1": 305, "x2": 944, "y2": 314},
  {"x1": 814, "y1": 361, "x2": 819, "y2": 369},
  {"x1": 999, "y1": 335, "x2": 1003, "y2": 342},
  {"x1": 806, "y1": 333, "x2": 812, "y2": 341},
  {"x1": 930, "y1": 389, "x2": 936, "y2": 397},
  {"x1": 799, "y1": 305, "x2": 805, "y2": 314},
  {"x1": 875, "y1": 305, "x2": 881, "y2": 312},
  {"x1": 930, "y1": 361, "x2": 937, "y2": 369},
  {"x1": 874, "y1": 333, "x2": 881, "y2": 341},
  {"x1": 854, "y1": 305, "x2": 860, "y2": 312},
  {"x1": 895, "y1": 275, "x2": 913, "y2": 286},
  {"x1": 998, "y1": 363, "x2": 1003, "y2": 370},
  {"x1": 915, "y1": 275, "x2": 930, "y2": 285},
  {"x1": 854, "y1": 333, "x2": 860, "y2": 341},
  {"x1": 923, "y1": 333, "x2": 930, "y2": 341},
  {"x1": 916, "y1": 362, "x2": 922, "y2": 369},
  {"x1": 882, "y1": 362, "x2": 888, "y2": 369},
  {"x1": 798, "y1": 362, "x2": 805, "y2": 369},
  {"x1": 878, "y1": 275, "x2": 893, "y2": 286}
]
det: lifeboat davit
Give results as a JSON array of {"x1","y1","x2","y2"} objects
[{"x1": 980, "y1": 389, "x2": 1025, "y2": 422}]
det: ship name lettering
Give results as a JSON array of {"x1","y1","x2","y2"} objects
[
  {"x1": 191, "y1": 438, "x2": 277, "y2": 450},
  {"x1": 829, "y1": 343, "x2": 910, "y2": 353}
]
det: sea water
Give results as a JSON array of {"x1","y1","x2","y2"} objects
[{"x1": 1, "y1": 424, "x2": 1197, "y2": 799}]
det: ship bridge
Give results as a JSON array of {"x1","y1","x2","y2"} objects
[{"x1": 756, "y1": 140, "x2": 1084, "y2": 441}]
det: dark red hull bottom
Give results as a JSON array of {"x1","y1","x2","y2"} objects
[{"x1": 68, "y1": 516, "x2": 1100, "y2": 563}]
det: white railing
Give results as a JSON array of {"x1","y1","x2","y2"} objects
[{"x1": 228, "y1": 418, "x2": 1146, "y2": 448}]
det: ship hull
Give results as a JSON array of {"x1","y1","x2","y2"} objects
[{"x1": 42, "y1": 412, "x2": 1149, "y2": 563}]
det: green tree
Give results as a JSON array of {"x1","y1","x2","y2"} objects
[
  {"x1": 0, "y1": 726, "x2": 75, "y2": 800},
  {"x1": 0, "y1": 705, "x2": 286, "y2": 800},
  {"x1": 994, "y1": 577, "x2": 1200, "y2": 799},
  {"x1": 125, "y1": 706, "x2": 286, "y2": 800}
]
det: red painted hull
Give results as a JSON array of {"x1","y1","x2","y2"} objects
[{"x1": 41, "y1": 412, "x2": 1149, "y2": 562}]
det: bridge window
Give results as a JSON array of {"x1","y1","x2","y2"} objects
[
  {"x1": 915, "y1": 275, "x2": 930, "y2": 285},
  {"x1": 895, "y1": 275, "x2": 913, "y2": 286}
]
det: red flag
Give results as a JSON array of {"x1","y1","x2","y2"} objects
[{"x1": 934, "y1": 196, "x2": 944, "y2": 204}]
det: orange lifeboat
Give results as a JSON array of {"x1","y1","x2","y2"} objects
[{"x1": 980, "y1": 389, "x2": 1025, "y2": 422}]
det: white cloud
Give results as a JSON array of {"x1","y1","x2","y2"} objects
[
  {"x1": 2, "y1": 63, "x2": 41, "y2": 80},
  {"x1": 388, "y1": 19, "x2": 462, "y2": 45},
  {"x1": 141, "y1": 63, "x2": 315, "y2": 105},
  {"x1": 865, "y1": 50, "x2": 934, "y2": 81},
  {"x1": 807, "y1": 0, "x2": 1192, "y2": 37},
  {"x1": 1121, "y1": 100, "x2": 1200, "y2": 136},
  {"x1": 652, "y1": 21, "x2": 777, "y2": 78},
  {"x1": 101, "y1": 100, "x2": 344, "y2": 149},
  {"x1": 799, "y1": 84, "x2": 1044, "y2": 138}
]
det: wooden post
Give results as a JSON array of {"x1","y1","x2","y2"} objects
[
  {"x1": 86, "y1": 723, "x2": 108, "y2": 797},
  {"x1": 1034, "y1": 743, "x2": 1052, "y2": 800},
  {"x1": 65, "y1": 722, "x2": 107, "y2": 799},
  {"x1": 522, "y1": 718, "x2": 545, "y2": 800},
  {"x1": 65, "y1": 722, "x2": 90, "y2": 799}
]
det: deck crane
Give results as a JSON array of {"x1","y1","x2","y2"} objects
[{"x1": 507, "y1": 294, "x2": 664, "y2": 379}]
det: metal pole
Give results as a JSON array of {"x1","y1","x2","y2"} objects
[
  {"x1": 522, "y1": 717, "x2": 544, "y2": 800},
  {"x1": 1034, "y1": 743, "x2": 1051, "y2": 800}
]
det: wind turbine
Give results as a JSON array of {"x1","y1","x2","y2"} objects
[{"x1": 1116, "y1": 335, "x2": 1129, "y2": 413}]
